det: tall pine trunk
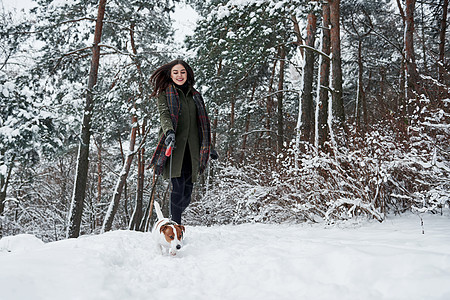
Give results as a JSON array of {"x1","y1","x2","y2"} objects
[
  {"x1": 277, "y1": 46, "x2": 286, "y2": 151},
  {"x1": 212, "y1": 61, "x2": 221, "y2": 151},
  {"x1": 439, "y1": 0, "x2": 448, "y2": 85},
  {"x1": 262, "y1": 59, "x2": 277, "y2": 151},
  {"x1": 240, "y1": 83, "x2": 256, "y2": 164},
  {"x1": 301, "y1": 11, "x2": 317, "y2": 143},
  {"x1": 404, "y1": 0, "x2": 419, "y2": 112},
  {"x1": 356, "y1": 39, "x2": 366, "y2": 131},
  {"x1": 102, "y1": 115, "x2": 138, "y2": 233},
  {"x1": 318, "y1": 2, "x2": 331, "y2": 147},
  {"x1": 67, "y1": 0, "x2": 107, "y2": 238},
  {"x1": 227, "y1": 92, "x2": 236, "y2": 158},
  {"x1": 330, "y1": 0, "x2": 345, "y2": 124}
]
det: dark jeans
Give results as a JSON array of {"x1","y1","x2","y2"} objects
[{"x1": 170, "y1": 145, "x2": 193, "y2": 224}]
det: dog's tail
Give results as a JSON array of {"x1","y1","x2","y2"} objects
[{"x1": 153, "y1": 201, "x2": 164, "y2": 221}]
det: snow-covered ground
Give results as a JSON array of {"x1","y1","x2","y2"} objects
[{"x1": 1, "y1": 214, "x2": 449, "y2": 300}]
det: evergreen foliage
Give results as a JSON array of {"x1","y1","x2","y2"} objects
[
  {"x1": 185, "y1": 0, "x2": 449, "y2": 225},
  {"x1": 1, "y1": 0, "x2": 177, "y2": 238}
]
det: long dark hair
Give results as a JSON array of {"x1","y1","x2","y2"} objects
[{"x1": 149, "y1": 59, "x2": 195, "y2": 97}]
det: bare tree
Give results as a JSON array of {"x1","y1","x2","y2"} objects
[
  {"x1": 342, "y1": 5, "x2": 373, "y2": 131},
  {"x1": 94, "y1": 136, "x2": 103, "y2": 228},
  {"x1": 102, "y1": 114, "x2": 138, "y2": 233},
  {"x1": 129, "y1": 120, "x2": 146, "y2": 231},
  {"x1": 67, "y1": 0, "x2": 107, "y2": 238}
]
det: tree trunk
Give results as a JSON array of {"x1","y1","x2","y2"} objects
[
  {"x1": 94, "y1": 136, "x2": 102, "y2": 228},
  {"x1": 396, "y1": 0, "x2": 407, "y2": 117},
  {"x1": 227, "y1": 92, "x2": 236, "y2": 158},
  {"x1": 356, "y1": 38, "x2": 364, "y2": 131},
  {"x1": 363, "y1": 71, "x2": 370, "y2": 126},
  {"x1": 212, "y1": 62, "x2": 221, "y2": 151},
  {"x1": 419, "y1": 3, "x2": 427, "y2": 73},
  {"x1": 318, "y1": 2, "x2": 331, "y2": 147},
  {"x1": 439, "y1": 0, "x2": 448, "y2": 84},
  {"x1": 291, "y1": 14, "x2": 304, "y2": 58},
  {"x1": 399, "y1": 59, "x2": 407, "y2": 116},
  {"x1": 262, "y1": 59, "x2": 277, "y2": 151},
  {"x1": 102, "y1": 115, "x2": 138, "y2": 233},
  {"x1": 67, "y1": 0, "x2": 107, "y2": 238},
  {"x1": 404, "y1": 0, "x2": 419, "y2": 112},
  {"x1": 301, "y1": 11, "x2": 317, "y2": 143},
  {"x1": 140, "y1": 169, "x2": 157, "y2": 232},
  {"x1": 277, "y1": 46, "x2": 286, "y2": 151},
  {"x1": 378, "y1": 67, "x2": 387, "y2": 116},
  {"x1": 240, "y1": 114, "x2": 251, "y2": 163},
  {"x1": 129, "y1": 120, "x2": 145, "y2": 231},
  {"x1": 212, "y1": 108, "x2": 218, "y2": 149},
  {"x1": 330, "y1": 0, "x2": 345, "y2": 123},
  {"x1": 230, "y1": 93, "x2": 235, "y2": 129},
  {"x1": 128, "y1": 22, "x2": 147, "y2": 231},
  {"x1": 240, "y1": 83, "x2": 256, "y2": 164},
  {"x1": 129, "y1": 147, "x2": 144, "y2": 230},
  {"x1": 0, "y1": 185, "x2": 4, "y2": 216},
  {"x1": 344, "y1": 5, "x2": 372, "y2": 133},
  {"x1": 0, "y1": 155, "x2": 6, "y2": 217},
  {"x1": 0, "y1": 152, "x2": 15, "y2": 218}
]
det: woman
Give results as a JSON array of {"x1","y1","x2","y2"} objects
[{"x1": 149, "y1": 59, "x2": 217, "y2": 224}]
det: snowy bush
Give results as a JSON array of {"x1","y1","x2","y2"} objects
[{"x1": 186, "y1": 122, "x2": 449, "y2": 226}]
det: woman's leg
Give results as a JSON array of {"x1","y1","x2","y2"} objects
[
  {"x1": 181, "y1": 175, "x2": 193, "y2": 212},
  {"x1": 170, "y1": 144, "x2": 193, "y2": 224},
  {"x1": 170, "y1": 176, "x2": 185, "y2": 224}
]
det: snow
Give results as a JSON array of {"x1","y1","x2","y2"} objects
[
  {"x1": 0, "y1": 234, "x2": 44, "y2": 252},
  {"x1": 1, "y1": 0, "x2": 36, "y2": 12},
  {"x1": 171, "y1": 2, "x2": 199, "y2": 43},
  {"x1": 1, "y1": 214, "x2": 450, "y2": 300}
]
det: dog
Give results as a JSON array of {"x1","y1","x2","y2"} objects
[{"x1": 152, "y1": 201, "x2": 185, "y2": 256}]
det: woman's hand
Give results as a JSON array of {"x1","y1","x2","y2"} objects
[
  {"x1": 210, "y1": 149, "x2": 218, "y2": 160},
  {"x1": 164, "y1": 130, "x2": 175, "y2": 146}
]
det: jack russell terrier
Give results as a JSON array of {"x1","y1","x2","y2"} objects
[{"x1": 152, "y1": 201, "x2": 185, "y2": 256}]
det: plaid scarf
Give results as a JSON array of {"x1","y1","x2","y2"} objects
[{"x1": 150, "y1": 84, "x2": 211, "y2": 175}]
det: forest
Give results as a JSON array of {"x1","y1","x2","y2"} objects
[{"x1": 0, "y1": 0, "x2": 449, "y2": 242}]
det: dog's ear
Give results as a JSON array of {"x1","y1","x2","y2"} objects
[
  {"x1": 180, "y1": 225, "x2": 185, "y2": 233},
  {"x1": 160, "y1": 225, "x2": 167, "y2": 234}
]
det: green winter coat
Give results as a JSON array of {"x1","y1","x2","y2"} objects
[{"x1": 156, "y1": 86, "x2": 200, "y2": 182}]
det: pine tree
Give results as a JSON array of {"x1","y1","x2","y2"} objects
[
  {"x1": 0, "y1": 6, "x2": 57, "y2": 225},
  {"x1": 28, "y1": 0, "x2": 175, "y2": 237},
  {"x1": 318, "y1": 0, "x2": 331, "y2": 148},
  {"x1": 330, "y1": 0, "x2": 345, "y2": 125},
  {"x1": 187, "y1": 0, "x2": 298, "y2": 161},
  {"x1": 67, "y1": 0, "x2": 107, "y2": 239},
  {"x1": 301, "y1": 8, "x2": 317, "y2": 143}
]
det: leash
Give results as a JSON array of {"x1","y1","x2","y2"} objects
[
  {"x1": 165, "y1": 140, "x2": 174, "y2": 220},
  {"x1": 144, "y1": 166, "x2": 157, "y2": 232}
]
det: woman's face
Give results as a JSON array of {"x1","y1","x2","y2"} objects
[{"x1": 170, "y1": 64, "x2": 187, "y2": 86}]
